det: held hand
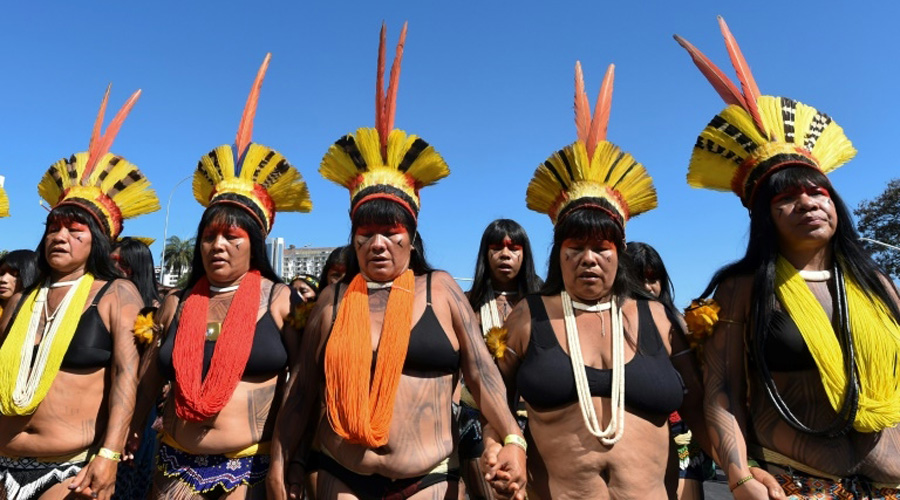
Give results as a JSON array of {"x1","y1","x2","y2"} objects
[
  {"x1": 68, "y1": 456, "x2": 118, "y2": 499},
  {"x1": 123, "y1": 430, "x2": 141, "y2": 463},
  {"x1": 286, "y1": 460, "x2": 306, "y2": 500},
  {"x1": 751, "y1": 467, "x2": 787, "y2": 499},
  {"x1": 483, "y1": 441, "x2": 527, "y2": 500},
  {"x1": 731, "y1": 476, "x2": 773, "y2": 500}
]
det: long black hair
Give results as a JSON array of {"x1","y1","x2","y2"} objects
[
  {"x1": 36, "y1": 205, "x2": 120, "y2": 281},
  {"x1": 700, "y1": 166, "x2": 900, "y2": 435},
  {"x1": 467, "y1": 219, "x2": 543, "y2": 310},
  {"x1": 114, "y1": 237, "x2": 161, "y2": 308},
  {"x1": 317, "y1": 245, "x2": 350, "y2": 291},
  {"x1": 0, "y1": 249, "x2": 39, "y2": 293},
  {"x1": 626, "y1": 242, "x2": 676, "y2": 309},
  {"x1": 186, "y1": 203, "x2": 281, "y2": 288},
  {"x1": 344, "y1": 195, "x2": 434, "y2": 280}
]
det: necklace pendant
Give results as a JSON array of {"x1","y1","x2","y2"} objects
[{"x1": 206, "y1": 322, "x2": 222, "y2": 341}]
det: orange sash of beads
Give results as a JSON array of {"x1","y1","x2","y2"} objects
[
  {"x1": 324, "y1": 270, "x2": 415, "y2": 447},
  {"x1": 172, "y1": 270, "x2": 261, "y2": 422}
]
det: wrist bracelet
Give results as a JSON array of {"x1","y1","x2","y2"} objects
[
  {"x1": 503, "y1": 434, "x2": 527, "y2": 452},
  {"x1": 96, "y1": 447, "x2": 122, "y2": 462},
  {"x1": 730, "y1": 474, "x2": 754, "y2": 491}
]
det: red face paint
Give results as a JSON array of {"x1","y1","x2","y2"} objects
[
  {"x1": 771, "y1": 185, "x2": 831, "y2": 205},
  {"x1": 47, "y1": 216, "x2": 90, "y2": 234},
  {"x1": 354, "y1": 223, "x2": 407, "y2": 238},
  {"x1": 489, "y1": 236, "x2": 523, "y2": 252},
  {"x1": 202, "y1": 223, "x2": 249, "y2": 241}
]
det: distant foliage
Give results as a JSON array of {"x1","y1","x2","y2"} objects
[{"x1": 855, "y1": 178, "x2": 900, "y2": 279}]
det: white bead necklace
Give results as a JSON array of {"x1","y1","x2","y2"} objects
[
  {"x1": 798, "y1": 269, "x2": 832, "y2": 282},
  {"x1": 561, "y1": 291, "x2": 625, "y2": 445},
  {"x1": 209, "y1": 284, "x2": 240, "y2": 293}
]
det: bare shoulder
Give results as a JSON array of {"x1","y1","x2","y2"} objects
[
  {"x1": 103, "y1": 278, "x2": 142, "y2": 306},
  {"x1": 156, "y1": 289, "x2": 183, "y2": 330},
  {"x1": 713, "y1": 274, "x2": 753, "y2": 320}
]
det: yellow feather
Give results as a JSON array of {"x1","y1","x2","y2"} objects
[
  {"x1": 194, "y1": 145, "x2": 234, "y2": 206},
  {"x1": 687, "y1": 149, "x2": 737, "y2": 192},
  {"x1": 403, "y1": 144, "x2": 449, "y2": 188},
  {"x1": 757, "y1": 96, "x2": 785, "y2": 143},
  {"x1": 355, "y1": 128, "x2": 384, "y2": 168},
  {"x1": 718, "y1": 106, "x2": 768, "y2": 145},
  {"x1": 813, "y1": 122, "x2": 856, "y2": 174},
  {"x1": 793, "y1": 100, "x2": 817, "y2": 148},
  {"x1": 0, "y1": 186, "x2": 8, "y2": 217},
  {"x1": 320, "y1": 143, "x2": 362, "y2": 189}
]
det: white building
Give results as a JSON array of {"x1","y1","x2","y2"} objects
[
  {"x1": 266, "y1": 237, "x2": 286, "y2": 279},
  {"x1": 155, "y1": 266, "x2": 186, "y2": 288},
  {"x1": 282, "y1": 245, "x2": 336, "y2": 281}
]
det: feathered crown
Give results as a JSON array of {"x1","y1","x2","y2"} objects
[
  {"x1": 320, "y1": 23, "x2": 449, "y2": 220},
  {"x1": 38, "y1": 86, "x2": 159, "y2": 239},
  {"x1": 675, "y1": 17, "x2": 856, "y2": 208},
  {"x1": 193, "y1": 54, "x2": 312, "y2": 234},
  {"x1": 526, "y1": 63, "x2": 657, "y2": 228},
  {"x1": 0, "y1": 176, "x2": 8, "y2": 218}
]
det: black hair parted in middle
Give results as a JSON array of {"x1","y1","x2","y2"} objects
[
  {"x1": 625, "y1": 241, "x2": 675, "y2": 309},
  {"x1": 468, "y1": 219, "x2": 543, "y2": 310},
  {"x1": 186, "y1": 203, "x2": 281, "y2": 289},
  {"x1": 37, "y1": 204, "x2": 121, "y2": 282},
  {"x1": 345, "y1": 196, "x2": 434, "y2": 280},
  {"x1": 541, "y1": 197, "x2": 644, "y2": 300},
  {"x1": 114, "y1": 237, "x2": 161, "y2": 308},
  {"x1": 0, "y1": 249, "x2": 40, "y2": 294}
]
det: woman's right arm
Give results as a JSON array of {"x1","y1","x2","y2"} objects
[
  {"x1": 131, "y1": 292, "x2": 178, "y2": 439},
  {"x1": 268, "y1": 284, "x2": 332, "y2": 500},
  {"x1": 703, "y1": 277, "x2": 770, "y2": 499}
]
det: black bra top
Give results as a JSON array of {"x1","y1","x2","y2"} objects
[
  {"x1": 157, "y1": 285, "x2": 288, "y2": 380},
  {"x1": 51, "y1": 281, "x2": 116, "y2": 370},
  {"x1": 762, "y1": 308, "x2": 817, "y2": 372},
  {"x1": 331, "y1": 273, "x2": 460, "y2": 376},
  {"x1": 517, "y1": 295, "x2": 684, "y2": 414}
]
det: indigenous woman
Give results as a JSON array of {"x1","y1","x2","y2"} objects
[
  {"x1": 111, "y1": 237, "x2": 160, "y2": 500},
  {"x1": 626, "y1": 242, "x2": 715, "y2": 500},
  {"x1": 0, "y1": 251, "x2": 39, "y2": 316},
  {"x1": 493, "y1": 62, "x2": 698, "y2": 499},
  {"x1": 317, "y1": 246, "x2": 349, "y2": 291},
  {"x1": 460, "y1": 219, "x2": 542, "y2": 499},
  {"x1": 675, "y1": 18, "x2": 900, "y2": 499},
  {"x1": 0, "y1": 87, "x2": 158, "y2": 500},
  {"x1": 289, "y1": 274, "x2": 319, "y2": 303},
  {"x1": 134, "y1": 54, "x2": 312, "y2": 499},
  {"x1": 269, "y1": 23, "x2": 526, "y2": 500}
]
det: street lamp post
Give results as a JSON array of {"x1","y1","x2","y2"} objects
[{"x1": 160, "y1": 175, "x2": 193, "y2": 285}]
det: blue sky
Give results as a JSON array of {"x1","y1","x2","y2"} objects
[{"x1": 1, "y1": 1, "x2": 896, "y2": 306}]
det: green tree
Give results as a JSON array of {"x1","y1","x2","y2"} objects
[
  {"x1": 0, "y1": 250, "x2": 7, "y2": 260},
  {"x1": 163, "y1": 236, "x2": 195, "y2": 277},
  {"x1": 855, "y1": 178, "x2": 900, "y2": 279}
]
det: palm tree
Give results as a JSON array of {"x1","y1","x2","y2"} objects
[{"x1": 163, "y1": 236, "x2": 194, "y2": 278}]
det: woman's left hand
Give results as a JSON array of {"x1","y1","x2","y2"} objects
[
  {"x1": 68, "y1": 456, "x2": 118, "y2": 499},
  {"x1": 483, "y1": 438, "x2": 527, "y2": 500}
]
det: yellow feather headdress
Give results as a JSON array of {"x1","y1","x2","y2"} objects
[
  {"x1": 193, "y1": 54, "x2": 312, "y2": 234},
  {"x1": 37, "y1": 86, "x2": 159, "y2": 239},
  {"x1": 526, "y1": 63, "x2": 657, "y2": 228},
  {"x1": 675, "y1": 17, "x2": 856, "y2": 208},
  {"x1": 320, "y1": 23, "x2": 449, "y2": 219},
  {"x1": 0, "y1": 175, "x2": 9, "y2": 218}
]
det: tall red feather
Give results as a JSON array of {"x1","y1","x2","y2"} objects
[
  {"x1": 88, "y1": 84, "x2": 111, "y2": 166},
  {"x1": 586, "y1": 63, "x2": 615, "y2": 158},
  {"x1": 375, "y1": 22, "x2": 387, "y2": 156},
  {"x1": 718, "y1": 17, "x2": 767, "y2": 138},
  {"x1": 382, "y1": 22, "x2": 407, "y2": 162},
  {"x1": 84, "y1": 88, "x2": 142, "y2": 180},
  {"x1": 673, "y1": 34, "x2": 746, "y2": 108},
  {"x1": 235, "y1": 53, "x2": 272, "y2": 167},
  {"x1": 573, "y1": 61, "x2": 591, "y2": 146}
]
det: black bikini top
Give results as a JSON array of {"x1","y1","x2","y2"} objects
[
  {"x1": 762, "y1": 308, "x2": 817, "y2": 372},
  {"x1": 330, "y1": 272, "x2": 460, "y2": 376},
  {"x1": 517, "y1": 295, "x2": 684, "y2": 414},
  {"x1": 157, "y1": 284, "x2": 288, "y2": 380},
  {"x1": 54, "y1": 281, "x2": 116, "y2": 370}
]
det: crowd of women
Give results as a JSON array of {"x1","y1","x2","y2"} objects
[{"x1": 0, "y1": 16, "x2": 897, "y2": 500}]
